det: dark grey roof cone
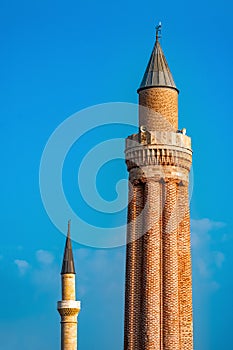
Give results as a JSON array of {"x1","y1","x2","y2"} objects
[
  {"x1": 138, "y1": 29, "x2": 178, "y2": 92},
  {"x1": 61, "y1": 220, "x2": 76, "y2": 274}
]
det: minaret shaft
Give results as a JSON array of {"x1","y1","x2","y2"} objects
[
  {"x1": 61, "y1": 322, "x2": 78, "y2": 350},
  {"x1": 124, "y1": 32, "x2": 193, "y2": 350},
  {"x1": 62, "y1": 274, "x2": 76, "y2": 300}
]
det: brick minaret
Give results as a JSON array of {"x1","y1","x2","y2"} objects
[
  {"x1": 57, "y1": 221, "x2": 81, "y2": 350},
  {"x1": 124, "y1": 25, "x2": 193, "y2": 350}
]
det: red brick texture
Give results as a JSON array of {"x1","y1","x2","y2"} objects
[
  {"x1": 124, "y1": 184, "x2": 144, "y2": 350},
  {"x1": 162, "y1": 180, "x2": 180, "y2": 349},
  {"x1": 178, "y1": 183, "x2": 193, "y2": 350},
  {"x1": 124, "y1": 86, "x2": 193, "y2": 350},
  {"x1": 142, "y1": 180, "x2": 162, "y2": 349},
  {"x1": 139, "y1": 88, "x2": 178, "y2": 131}
]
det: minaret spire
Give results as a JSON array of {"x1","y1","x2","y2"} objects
[
  {"x1": 138, "y1": 24, "x2": 178, "y2": 93},
  {"x1": 137, "y1": 26, "x2": 179, "y2": 132},
  {"x1": 61, "y1": 220, "x2": 75, "y2": 275}
]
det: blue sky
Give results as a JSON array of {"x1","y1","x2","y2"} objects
[{"x1": 0, "y1": 0, "x2": 233, "y2": 349}]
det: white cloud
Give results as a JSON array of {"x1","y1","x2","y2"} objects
[
  {"x1": 36, "y1": 250, "x2": 54, "y2": 265},
  {"x1": 14, "y1": 259, "x2": 30, "y2": 276},
  {"x1": 191, "y1": 218, "x2": 225, "y2": 248},
  {"x1": 191, "y1": 218, "x2": 224, "y2": 234},
  {"x1": 191, "y1": 218, "x2": 226, "y2": 291}
]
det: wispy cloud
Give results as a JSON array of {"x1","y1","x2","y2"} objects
[
  {"x1": 36, "y1": 250, "x2": 54, "y2": 265},
  {"x1": 191, "y1": 218, "x2": 226, "y2": 290},
  {"x1": 191, "y1": 218, "x2": 225, "y2": 248},
  {"x1": 12, "y1": 249, "x2": 58, "y2": 293},
  {"x1": 14, "y1": 259, "x2": 30, "y2": 276},
  {"x1": 32, "y1": 250, "x2": 59, "y2": 292},
  {"x1": 191, "y1": 218, "x2": 225, "y2": 233}
]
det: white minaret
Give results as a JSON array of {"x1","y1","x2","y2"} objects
[{"x1": 57, "y1": 221, "x2": 81, "y2": 350}]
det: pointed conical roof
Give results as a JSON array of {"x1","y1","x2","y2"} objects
[
  {"x1": 61, "y1": 221, "x2": 75, "y2": 274},
  {"x1": 138, "y1": 35, "x2": 178, "y2": 92}
]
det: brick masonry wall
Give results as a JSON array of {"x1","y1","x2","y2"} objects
[
  {"x1": 124, "y1": 183, "x2": 144, "y2": 350},
  {"x1": 162, "y1": 180, "x2": 180, "y2": 349},
  {"x1": 142, "y1": 180, "x2": 162, "y2": 349},
  {"x1": 178, "y1": 183, "x2": 193, "y2": 350},
  {"x1": 139, "y1": 88, "x2": 178, "y2": 131}
]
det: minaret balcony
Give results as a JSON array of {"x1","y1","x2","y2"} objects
[{"x1": 57, "y1": 300, "x2": 81, "y2": 316}]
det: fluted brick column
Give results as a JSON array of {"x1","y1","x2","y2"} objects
[
  {"x1": 124, "y1": 183, "x2": 144, "y2": 350},
  {"x1": 178, "y1": 182, "x2": 193, "y2": 350},
  {"x1": 142, "y1": 179, "x2": 162, "y2": 349},
  {"x1": 162, "y1": 180, "x2": 180, "y2": 349}
]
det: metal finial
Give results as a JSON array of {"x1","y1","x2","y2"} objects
[
  {"x1": 67, "y1": 220, "x2": 71, "y2": 237},
  {"x1": 156, "y1": 22, "x2": 162, "y2": 42}
]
